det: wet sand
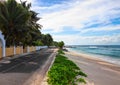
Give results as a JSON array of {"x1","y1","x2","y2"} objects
[{"x1": 65, "y1": 51, "x2": 120, "y2": 85}]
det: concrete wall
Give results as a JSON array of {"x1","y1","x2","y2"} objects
[
  {"x1": 0, "y1": 46, "x2": 47, "y2": 58},
  {"x1": 0, "y1": 30, "x2": 48, "y2": 58},
  {"x1": 0, "y1": 47, "x2": 2, "y2": 59},
  {"x1": 16, "y1": 46, "x2": 23, "y2": 55},
  {"x1": 6, "y1": 47, "x2": 14, "y2": 57}
]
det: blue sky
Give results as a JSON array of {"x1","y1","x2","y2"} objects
[{"x1": 18, "y1": 0, "x2": 120, "y2": 45}]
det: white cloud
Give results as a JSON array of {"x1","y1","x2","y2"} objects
[
  {"x1": 53, "y1": 34, "x2": 120, "y2": 45},
  {"x1": 38, "y1": 0, "x2": 120, "y2": 33},
  {"x1": 81, "y1": 24, "x2": 120, "y2": 33},
  {"x1": 15, "y1": 0, "x2": 35, "y2": 3}
]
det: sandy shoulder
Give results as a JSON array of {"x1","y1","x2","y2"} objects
[
  {"x1": 65, "y1": 51, "x2": 119, "y2": 67},
  {"x1": 65, "y1": 50, "x2": 120, "y2": 85}
]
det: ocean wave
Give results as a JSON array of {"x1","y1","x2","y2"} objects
[
  {"x1": 89, "y1": 46, "x2": 98, "y2": 49},
  {"x1": 69, "y1": 45, "x2": 120, "y2": 65}
]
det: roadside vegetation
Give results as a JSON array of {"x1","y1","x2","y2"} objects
[
  {"x1": 47, "y1": 50, "x2": 87, "y2": 85},
  {"x1": 58, "y1": 49, "x2": 65, "y2": 54}
]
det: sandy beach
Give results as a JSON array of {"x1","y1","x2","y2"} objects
[{"x1": 65, "y1": 50, "x2": 120, "y2": 85}]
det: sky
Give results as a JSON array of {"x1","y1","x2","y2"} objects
[{"x1": 17, "y1": 0, "x2": 120, "y2": 45}]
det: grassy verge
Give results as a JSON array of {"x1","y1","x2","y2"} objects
[
  {"x1": 58, "y1": 49, "x2": 65, "y2": 54},
  {"x1": 47, "y1": 50, "x2": 87, "y2": 85}
]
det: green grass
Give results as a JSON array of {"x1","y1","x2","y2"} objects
[
  {"x1": 47, "y1": 50, "x2": 87, "y2": 85},
  {"x1": 58, "y1": 49, "x2": 65, "y2": 54}
]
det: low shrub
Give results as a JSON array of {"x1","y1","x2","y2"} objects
[
  {"x1": 58, "y1": 49, "x2": 65, "y2": 54},
  {"x1": 47, "y1": 53, "x2": 87, "y2": 85}
]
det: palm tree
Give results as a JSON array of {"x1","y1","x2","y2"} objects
[
  {"x1": 20, "y1": 1, "x2": 42, "y2": 47},
  {"x1": 41, "y1": 34, "x2": 53, "y2": 47},
  {"x1": 58, "y1": 41, "x2": 64, "y2": 49},
  {"x1": 20, "y1": 1, "x2": 42, "y2": 30},
  {"x1": 0, "y1": 0, "x2": 31, "y2": 46}
]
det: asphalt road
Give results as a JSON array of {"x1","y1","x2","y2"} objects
[{"x1": 0, "y1": 48, "x2": 56, "y2": 85}]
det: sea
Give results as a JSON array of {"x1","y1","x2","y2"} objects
[{"x1": 67, "y1": 45, "x2": 120, "y2": 65}]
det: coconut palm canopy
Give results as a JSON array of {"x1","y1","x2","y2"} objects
[{"x1": 0, "y1": 0, "x2": 42, "y2": 46}]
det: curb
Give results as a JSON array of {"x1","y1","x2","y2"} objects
[
  {"x1": 41, "y1": 52, "x2": 57, "y2": 85},
  {"x1": 23, "y1": 50, "x2": 57, "y2": 85}
]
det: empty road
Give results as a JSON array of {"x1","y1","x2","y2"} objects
[{"x1": 0, "y1": 48, "x2": 56, "y2": 85}]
